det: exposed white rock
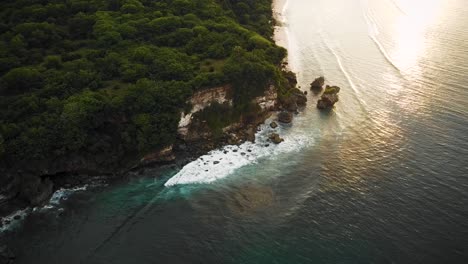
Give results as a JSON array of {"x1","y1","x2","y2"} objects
[{"x1": 178, "y1": 85, "x2": 233, "y2": 135}]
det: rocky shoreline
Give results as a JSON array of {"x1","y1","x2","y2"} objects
[
  {"x1": 0, "y1": 71, "x2": 339, "y2": 261},
  {"x1": 0, "y1": 71, "x2": 305, "y2": 219},
  {"x1": 0, "y1": 72, "x2": 341, "y2": 225}
]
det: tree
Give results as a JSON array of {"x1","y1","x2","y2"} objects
[
  {"x1": 121, "y1": 0, "x2": 144, "y2": 14},
  {"x1": 43, "y1": 55, "x2": 62, "y2": 69},
  {"x1": 1, "y1": 67, "x2": 43, "y2": 95},
  {"x1": 60, "y1": 91, "x2": 108, "y2": 151},
  {"x1": 0, "y1": 134, "x2": 5, "y2": 158}
]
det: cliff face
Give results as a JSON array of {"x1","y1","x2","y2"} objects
[
  {"x1": 178, "y1": 85, "x2": 234, "y2": 138},
  {"x1": 0, "y1": 84, "x2": 281, "y2": 216},
  {"x1": 178, "y1": 85, "x2": 278, "y2": 144}
]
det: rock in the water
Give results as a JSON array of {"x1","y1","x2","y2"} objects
[
  {"x1": 278, "y1": 111, "x2": 293, "y2": 123},
  {"x1": 269, "y1": 133, "x2": 284, "y2": 144},
  {"x1": 293, "y1": 91, "x2": 307, "y2": 106},
  {"x1": 283, "y1": 98, "x2": 298, "y2": 112},
  {"x1": 317, "y1": 86, "x2": 340, "y2": 109},
  {"x1": 310, "y1": 76, "x2": 325, "y2": 90},
  {"x1": 282, "y1": 88, "x2": 307, "y2": 109},
  {"x1": 270, "y1": 122, "x2": 278, "y2": 129}
]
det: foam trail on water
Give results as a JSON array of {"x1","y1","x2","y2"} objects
[
  {"x1": 318, "y1": 30, "x2": 370, "y2": 113},
  {"x1": 165, "y1": 120, "x2": 314, "y2": 186},
  {"x1": 281, "y1": 0, "x2": 289, "y2": 23},
  {"x1": 387, "y1": 0, "x2": 407, "y2": 15},
  {"x1": 360, "y1": 0, "x2": 401, "y2": 73}
]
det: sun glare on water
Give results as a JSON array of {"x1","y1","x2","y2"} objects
[{"x1": 391, "y1": 0, "x2": 444, "y2": 72}]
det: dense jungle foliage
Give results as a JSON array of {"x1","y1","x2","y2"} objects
[{"x1": 0, "y1": 0, "x2": 288, "y2": 169}]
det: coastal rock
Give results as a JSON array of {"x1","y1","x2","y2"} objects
[
  {"x1": 310, "y1": 76, "x2": 325, "y2": 90},
  {"x1": 140, "y1": 145, "x2": 176, "y2": 165},
  {"x1": 244, "y1": 127, "x2": 256, "y2": 142},
  {"x1": 317, "y1": 86, "x2": 340, "y2": 109},
  {"x1": 281, "y1": 97, "x2": 298, "y2": 112},
  {"x1": 269, "y1": 133, "x2": 284, "y2": 144},
  {"x1": 178, "y1": 85, "x2": 233, "y2": 137},
  {"x1": 270, "y1": 122, "x2": 278, "y2": 129},
  {"x1": 279, "y1": 88, "x2": 307, "y2": 111},
  {"x1": 278, "y1": 111, "x2": 293, "y2": 123},
  {"x1": 283, "y1": 71, "x2": 298, "y2": 88},
  {"x1": 292, "y1": 90, "x2": 307, "y2": 106},
  {"x1": 180, "y1": 85, "x2": 277, "y2": 149}
]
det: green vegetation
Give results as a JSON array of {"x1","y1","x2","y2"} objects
[
  {"x1": 323, "y1": 86, "x2": 340, "y2": 94},
  {"x1": 193, "y1": 102, "x2": 240, "y2": 138},
  {"x1": 0, "y1": 0, "x2": 288, "y2": 170}
]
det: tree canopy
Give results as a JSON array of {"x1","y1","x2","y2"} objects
[{"x1": 0, "y1": 0, "x2": 288, "y2": 170}]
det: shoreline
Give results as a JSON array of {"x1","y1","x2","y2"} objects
[
  {"x1": 0, "y1": 0, "x2": 297, "y2": 232},
  {"x1": 273, "y1": 0, "x2": 292, "y2": 70}
]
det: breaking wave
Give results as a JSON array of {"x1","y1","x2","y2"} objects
[{"x1": 165, "y1": 117, "x2": 315, "y2": 186}]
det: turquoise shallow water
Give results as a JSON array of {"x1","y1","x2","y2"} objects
[{"x1": 4, "y1": 0, "x2": 468, "y2": 263}]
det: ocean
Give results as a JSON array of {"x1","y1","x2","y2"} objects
[{"x1": 3, "y1": 0, "x2": 468, "y2": 263}]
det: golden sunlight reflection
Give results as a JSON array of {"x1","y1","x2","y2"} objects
[
  {"x1": 390, "y1": 0, "x2": 444, "y2": 72},
  {"x1": 318, "y1": 110, "x2": 405, "y2": 196}
]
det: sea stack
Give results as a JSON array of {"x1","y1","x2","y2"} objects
[
  {"x1": 310, "y1": 76, "x2": 325, "y2": 90},
  {"x1": 317, "y1": 86, "x2": 340, "y2": 109},
  {"x1": 269, "y1": 133, "x2": 284, "y2": 144},
  {"x1": 278, "y1": 111, "x2": 293, "y2": 123}
]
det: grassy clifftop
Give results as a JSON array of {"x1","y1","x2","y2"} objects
[{"x1": 0, "y1": 0, "x2": 289, "y2": 171}]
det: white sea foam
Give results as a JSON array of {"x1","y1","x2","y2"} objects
[
  {"x1": 0, "y1": 185, "x2": 92, "y2": 233},
  {"x1": 48, "y1": 185, "x2": 88, "y2": 205},
  {"x1": 165, "y1": 118, "x2": 314, "y2": 186},
  {"x1": 0, "y1": 208, "x2": 30, "y2": 233}
]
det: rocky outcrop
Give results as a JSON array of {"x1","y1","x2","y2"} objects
[
  {"x1": 139, "y1": 145, "x2": 176, "y2": 166},
  {"x1": 179, "y1": 84, "x2": 278, "y2": 147},
  {"x1": 317, "y1": 86, "x2": 340, "y2": 109},
  {"x1": 178, "y1": 85, "x2": 233, "y2": 137},
  {"x1": 279, "y1": 88, "x2": 307, "y2": 112},
  {"x1": 310, "y1": 76, "x2": 325, "y2": 90},
  {"x1": 270, "y1": 121, "x2": 278, "y2": 129},
  {"x1": 269, "y1": 133, "x2": 284, "y2": 144},
  {"x1": 278, "y1": 111, "x2": 293, "y2": 123},
  {"x1": 0, "y1": 74, "x2": 300, "y2": 219},
  {"x1": 254, "y1": 85, "x2": 278, "y2": 111}
]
